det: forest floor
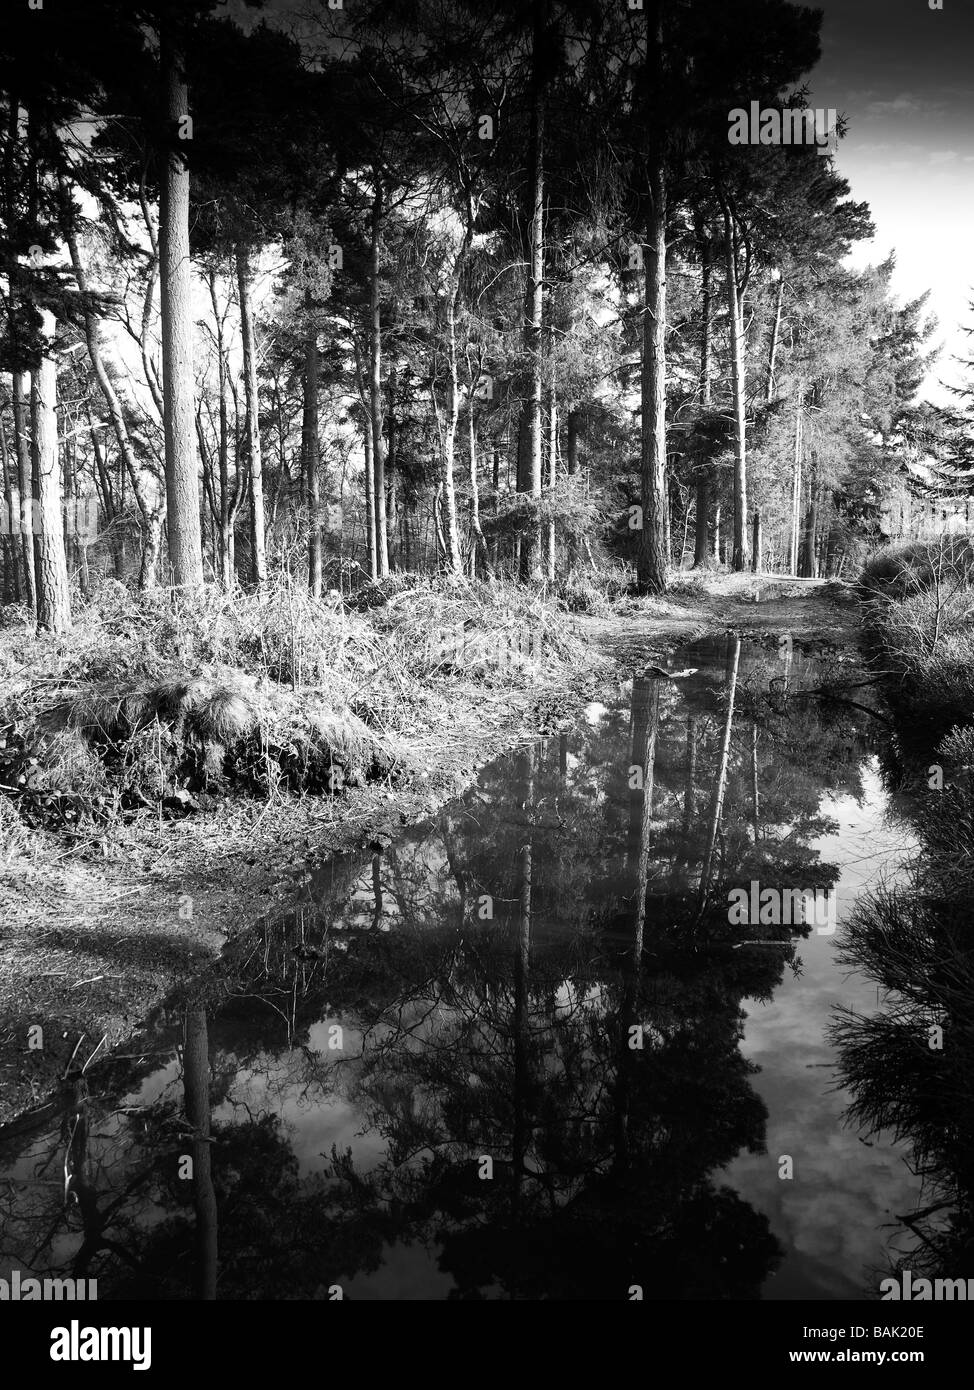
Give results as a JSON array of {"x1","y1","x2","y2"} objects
[{"x1": 0, "y1": 570, "x2": 861, "y2": 1128}]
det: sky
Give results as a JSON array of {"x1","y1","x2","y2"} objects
[{"x1": 810, "y1": 0, "x2": 974, "y2": 404}]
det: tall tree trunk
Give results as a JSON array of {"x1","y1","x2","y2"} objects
[
  {"x1": 12, "y1": 372, "x2": 36, "y2": 614},
  {"x1": 63, "y1": 428, "x2": 77, "y2": 582},
  {"x1": 31, "y1": 309, "x2": 71, "y2": 632},
  {"x1": 766, "y1": 272, "x2": 783, "y2": 402},
  {"x1": 518, "y1": 0, "x2": 546, "y2": 581},
  {"x1": 140, "y1": 511, "x2": 164, "y2": 591},
  {"x1": 352, "y1": 337, "x2": 377, "y2": 581},
  {"x1": 544, "y1": 388, "x2": 557, "y2": 580},
  {"x1": 751, "y1": 507, "x2": 762, "y2": 573},
  {"x1": 66, "y1": 221, "x2": 163, "y2": 589},
  {"x1": 693, "y1": 223, "x2": 713, "y2": 569},
  {"x1": 467, "y1": 389, "x2": 490, "y2": 579},
  {"x1": 386, "y1": 367, "x2": 398, "y2": 570},
  {"x1": 6, "y1": 102, "x2": 38, "y2": 612},
  {"x1": 89, "y1": 418, "x2": 124, "y2": 579},
  {"x1": 0, "y1": 416, "x2": 21, "y2": 603},
  {"x1": 159, "y1": 30, "x2": 203, "y2": 591},
  {"x1": 369, "y1": 185, "x2": 389, "y2": 578},
  {"x1": 236, "y1": 245, "x2": 266, "y2": 592},
  {"x1": 158, "y1": 32, "x2": 202, "y2": 586},
  {"x1": 799, "y1": 467, "x2": 819, "y2": 578},
  {"x1": 303, "y1": 305, "x2": 321, "y2": 597},
  {"x1": 723, "y1": 205, "x2": 749, "y2": 572},
  {"x1": 435, "y1": 296, "x2": 463, "y2": 575},
  {"x1": 207, "y1": 269, "x2": 231, "y2": 588},
  {"x1": 636, "y1": 175, "x2": 668, "y2": 593},
  {"x1": 789, "y1": 390, "x2": 803, "y2": 576},
  {"x1": 693, "y1": 471, "x2": 710, "y2": 569}
]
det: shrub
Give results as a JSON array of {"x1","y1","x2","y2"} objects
[{"x1": 860, "y1": 538, "x2": 974, "y2": 601}]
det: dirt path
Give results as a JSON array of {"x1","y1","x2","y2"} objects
[
  {"x1": 580, "y1": 574, "x2": 860, "y2": 663},
  {"x1": 0, "y1": 574, "x2": 861, "y2": 1127}
]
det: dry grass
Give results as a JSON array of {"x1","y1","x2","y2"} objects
[
  {"x1": 0, "y1": 571, "x2": 599, "y2": 830},
  {"x1": 860, "y1": 540, "x2": 974, "y2": 736}
]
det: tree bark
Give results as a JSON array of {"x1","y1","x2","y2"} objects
[
  {"x1": 0, "y1": 415, "x2": 21, "y2": 603},
  {"x1": 303, "y1": 304, "x2": 321, "y2": 597},
  {"x1": 467, "y1": 384, "x2": 490, "y2": 579},
  {"x1": 207, "y1": 269, "x2": 231, "y2": 588},
  {"x1": 31, "y1": 309, "x2": 71, "y2": 632},
  {"x1": 766, "y1": 272, "x2": 783, "y2": 402},
  {"x1": 369, "y1": 184, "x2": 389, "y2": 578},
  {"x1": 789, "y1": 391, "x2": 803, "y2": 576},
  {"x1": 236, "y1": 245, "x2": 266, "y2": 592},
  {"x1": 517, "y1": 0, "x2": 546, "y2": 581},
  {"x1": 432, "y1": 300, "x2": 463, "y2": 574},
  {"x1": 544, "y1": 387, "x2": 557, "y2": 580},
  {"x1": 352, "y1": 336, "x2": 377, "y2": 581},
  {"x1": 636, "y1": 177, "x2": 668, "y2": 593},
  {"x1": 386, "y1": 367, "x2": 398, "y2": 570},
  {"x1": 693, "y1": 223, "x2": 713, "y2": 568},
  {"x1": 751, "y1": 507, "x2": 762, "y2": 573},
  {"x1": 12, "y1": 372, "x2": 36, "y2": 613},
  {"x1": 723, "y1": 204, "x2": 749, "y2": 571},
  {"x1": 159, "y1": 31, "x2": 203, "y2": 591},
  {"x1": 67, "y1": 221, "x2": 164, "y2": 589},
  {"x1": 799, "y1": 469, "x2": 819, "y2": 578}
]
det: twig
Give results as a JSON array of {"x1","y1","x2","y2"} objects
[
  {"x1": 81, "y1": 1034, "x2": 108, "y2": 1073},
  {"x1": 62, "y1": 1033, "x2": 86, "y2": 1079}
]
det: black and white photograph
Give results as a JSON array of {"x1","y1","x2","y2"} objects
[{"x1": 0, "y1": 0, "x2": 971, "y2": 1362}]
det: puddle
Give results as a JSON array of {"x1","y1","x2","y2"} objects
[{"x1": 0, "y1": 635, "x2": 924, "y2": 1299}]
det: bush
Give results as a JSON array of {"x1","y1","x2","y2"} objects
[
  {"x1": 938, "y1": 724, "x2": 974, "y2": 769},
  {"x1": 860, "y1": 538, "x2": 974, "y2": 601},
  {"x1": 862, "y1": 541, "x2": 974, "y2": 739}
]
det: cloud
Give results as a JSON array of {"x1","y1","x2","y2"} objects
[
  {"x1": 929, "y1": 151, "x2": 959, "y2": 165},
  {"x1": 864, "y1": 94, "x2": 944, "y2": 117},
  {"x1": 849, "y1": 142, "x2": 895, "y2": 155}
]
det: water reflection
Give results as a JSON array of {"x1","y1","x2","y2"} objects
[
  {"x1": 831, "y1": 751, "x2": 974, "y2": 1288},
  {"x1": 0, "y1": 635, "x2": 921, "y2": 1299}
]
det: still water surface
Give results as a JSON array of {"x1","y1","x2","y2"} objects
[{"x1": 0, "y1": 635, "x2": 925, "y2": 1298}]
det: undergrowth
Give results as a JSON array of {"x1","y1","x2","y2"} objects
[
  {"x1": 859, "y1": 539, "x2": 974, "y2": 740},
  {"x1": 0, "y1": 572, "x2": 596, "y2": 834}
]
